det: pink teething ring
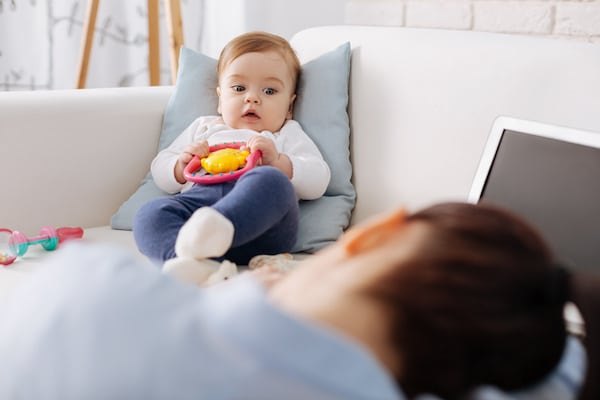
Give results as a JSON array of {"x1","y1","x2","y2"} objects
[
  {"x1": 0, "y1": 228, "x2": 16, "y2": 266},
  {"x1": 0, "y1": 226, "x2": 83, "y2": 266},
  {"x1": 183, "y1": 142, "x2": 261, "y2": 184}
]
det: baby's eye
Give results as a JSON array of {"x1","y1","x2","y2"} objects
[
  {"x1": 263, "y1": 88, "x2": 277, "y2": 95},
  {"x1": 232, "y1": 85, "x2": 245, "y2": 92}
]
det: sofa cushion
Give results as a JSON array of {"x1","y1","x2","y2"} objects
[{"x1": 111, "y1": 42, "x2": 354, "y2": 253}]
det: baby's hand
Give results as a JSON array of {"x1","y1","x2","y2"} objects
[
  {"x1": 244, "y1": 136, "x2": 293, "y2": 178},
  {"x1": 246, "y1": 136, "x2": 278, "y2": 166},
  {"x1": 179, "y1": 140, "x2": 210, "y2": 164},
  {"x1": 174, "y1": 140, "x2": 209, "y2": 183}
]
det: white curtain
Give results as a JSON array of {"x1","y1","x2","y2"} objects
[
  {"x1": 0, "y1": 0, "x2": 205, "y2": 91},
  {"x1": 0, "y1": 0, "x2": 350, "y2": 91}
]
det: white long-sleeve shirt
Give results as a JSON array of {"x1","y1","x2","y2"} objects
[{"x1": 152, "y1": 116, "x2": 331, "y2": 200}]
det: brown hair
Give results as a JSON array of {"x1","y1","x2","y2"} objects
[
  {"x1": 217, "y1": 31, "x2": 301, "y2": 91},
  {"x1": 369, "y1": 202, "x2": 571, "y2": 398}
]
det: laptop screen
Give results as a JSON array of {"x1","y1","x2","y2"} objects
[{"x1": 469, "y1": 118, "x2": 600, "y2": 270}]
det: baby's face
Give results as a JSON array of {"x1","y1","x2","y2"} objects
[{"x1": 217, "y1": 50, "x2": 296, "y2": 133}]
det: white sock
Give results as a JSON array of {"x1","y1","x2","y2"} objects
[
  {"x1": 163, "y1": 257, "x2": 222, "y2": 286},
  {"x1": 163, "y1": 258, "x2": 238, "y2": 287},
  {"x1": 175, "y1": 207, "x2": 234, "y2": 259}
]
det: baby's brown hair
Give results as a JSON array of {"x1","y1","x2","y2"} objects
[{"x1": 217, "y1": 31, "x2": 301, "y2": 91}]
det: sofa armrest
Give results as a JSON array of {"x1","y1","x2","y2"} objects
[{"x1": 0, "y1": 86, "x2": 172, "y2": 234}]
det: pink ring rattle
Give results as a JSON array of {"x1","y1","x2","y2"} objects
[{"x1": 183, "y1": 142, "x2": 262, "y2": 184}]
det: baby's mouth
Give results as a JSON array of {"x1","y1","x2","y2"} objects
[{"x1": 243, "y1": 111, "x2": 260, "y2": 120}]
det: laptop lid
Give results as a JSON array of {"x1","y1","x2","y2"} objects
[{"x1": 469, "y1": 116, "x2": 600, "y2": 270}]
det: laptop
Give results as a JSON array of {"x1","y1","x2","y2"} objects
[{"x1": 468, "y1": 116, "x2": 600, "y2": 270}]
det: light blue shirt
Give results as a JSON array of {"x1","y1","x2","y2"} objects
[{"x1": 0, "y1": 243, "x2": 585, "y2": 399}]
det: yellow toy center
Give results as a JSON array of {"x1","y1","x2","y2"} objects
[{"x1": 201, "y1": 148, "x2": 250, "y2": 175}]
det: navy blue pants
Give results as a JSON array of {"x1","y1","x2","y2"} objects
[{"x1": 133, "y1": 167, "x2": 299, "y2": 265}]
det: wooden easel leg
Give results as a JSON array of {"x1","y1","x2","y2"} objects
[
  {"x1": 76, "y1": 0, "x2": 184, "y2": 88},
  {"x1": 76, "y1": 0, "x2": 100, "y2": 89},
  {"x1": 164, "y1": 0, "x2": 184, "y2": 84},
  {"x1": 147, "y1": 0, "x2": 161, "y2": 86}
]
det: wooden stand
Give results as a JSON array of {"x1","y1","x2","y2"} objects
[{"x1": 76, "y1": 0, "x2": 184, "y2": 88}]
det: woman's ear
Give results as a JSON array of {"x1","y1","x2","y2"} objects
[{"x1": 343, "y1": 209, "x2": 407, "y2": 255}]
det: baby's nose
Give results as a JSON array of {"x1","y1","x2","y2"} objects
[{"x1": 244, "y1": 91, "x2": 260, "y2": 104}]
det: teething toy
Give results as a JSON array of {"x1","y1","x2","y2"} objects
[
  {"x1": 201, "y1": 148, "x2": 250, "y2": 175},
  {"x1": 0, "y1": 226, "x2": 84, "y2": 266},
  {"x1": 184, "y1": 142, "x2": 261, "y2": 184}
]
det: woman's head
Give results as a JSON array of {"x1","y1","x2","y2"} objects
[
  {"x1": 370, "y1": 202, "x2": 568, "y2": 398},
  {"x1": 216, "y1": 32, "x2": 301, "y2": 132},
  {"x1": 271, "y1": 202, "x2": 568, "y2": 399}
]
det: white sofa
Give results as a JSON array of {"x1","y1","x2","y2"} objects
[{"x1": 1, "y1": 25, "x2": 600, "y2": 299}]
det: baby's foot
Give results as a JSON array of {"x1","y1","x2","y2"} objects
[
  {"x1": 205, "y1": 260, "x2": 238, "y2": 286},
  {"x1": 164, "y1": 257, "x2": 238, "y2": 287},
  {"x1": 175, "y1": 207, "x2": 234, "y2": 259}
]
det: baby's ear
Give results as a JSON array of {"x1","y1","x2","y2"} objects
[
  {"x1": 216, "y1": 87, "x2": 222, "y2": 114},
  {"x1": 287, "y1": 93, "x2": 296, "y2": 119}
]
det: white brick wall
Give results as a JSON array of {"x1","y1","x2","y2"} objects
[
  {"x1": 346, "y1": 0, "x2": 600, "y2": 42},
  {"x1": 407, "y1": 1, "x2": 471, "y2": 30},
  {"x1": 345, "y1": 0, "x2": 405, "y2": 26}
]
